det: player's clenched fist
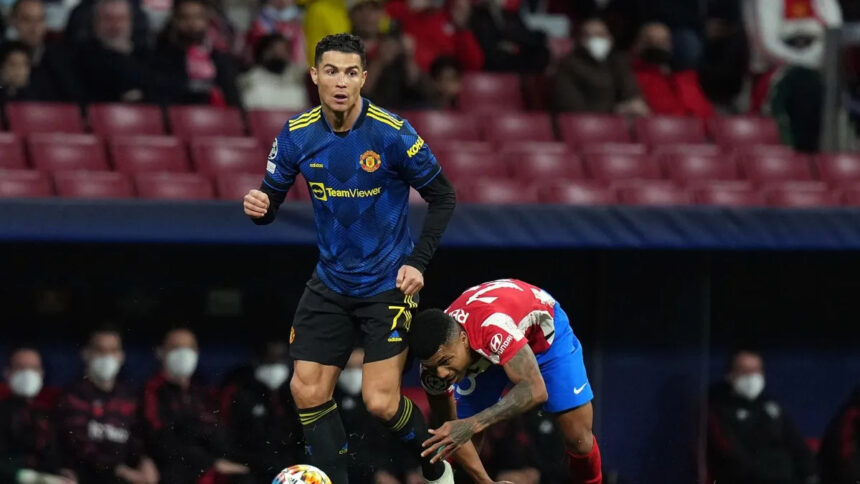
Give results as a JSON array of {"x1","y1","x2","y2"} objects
[{"x1": 243, "y1": 189, "x2": 270, "y2": 218}]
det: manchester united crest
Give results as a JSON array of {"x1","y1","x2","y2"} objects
[{"x1": 359, "y1": 150, "x2": 381, "y2": 173}]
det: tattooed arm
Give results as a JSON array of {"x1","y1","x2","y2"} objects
[{"x1": 422, "y1": 346, "x2": 548, "y2": 463}]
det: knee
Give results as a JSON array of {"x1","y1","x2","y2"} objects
[
  {"x1": 290, "y1": 373, "x2": 331, "y2": 408},
  {"x1": 564, "y1": 424, "x2": 594, "y2": 455},
  {"x1": 362, "y1": 389, "x2": 400, "y2": 421}
]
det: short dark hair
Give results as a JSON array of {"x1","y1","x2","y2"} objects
[
  {"x1": 0, "y1": 41, "x2": 30, "y2": 64},
  {"x1": 408, "y1": 309, "x2": 461, "y2": 360},
  {"x1": 727, "y1": 348, "x2": 762, "y2": 371},
  {"x1": 314, "y1": 33, "x2": 366, "y2": 69},
  {"x1": 87, "y1": 323, "x2": 123, "y2": 347},
  {"x1": 429, "y1": 56, "x2": 461, "y2": 80}
]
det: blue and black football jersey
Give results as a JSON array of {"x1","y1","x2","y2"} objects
[{"x1": 263, "y1": 99, "x2": 441, "y2": 297}]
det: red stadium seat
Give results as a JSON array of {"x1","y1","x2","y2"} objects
[
  {"x1": 652, "y1": 144, "x2": 724, "y2": 158},
  {"x1": 538, "y1": 180, "x2": 615, "y2": 205},
  {"x1": 434, "y1": 145, "x2": 507, "y2": 182},
  {"x1": 506, "y1": 150, "x2": 583, "y2": 182},
  {"x1": 216, "y1": 172, "x2": 263, "y2": 200},
  {"x1": 763, "y1": 182, "x2": 839, "y2": 207},
  {"x1": 135, "y1": 173, "x2": 214, "y2": 200},
  {"x1": 168, "y1": 106, "x2": 245, "y2": 140},
  {"x1": 558, "y1": 114, "x2": 631, "y2": 147},
  {"x1": 5, "y1": 102, "x2": 84, "y2": 134},
  {"x1": 635, "y1": 116, "x2": 707, "y2": 146},
  {"x1": 841, "y1": 184, "x2": 860, "y2": 205},
  {"x1": 459, "y1": 73, "x2": 523, "y2": 113},
  {"x1": 741, "y1": 153, "x2": 813, "y2": 185},
  {"x1": 815, "y1": 153, "x2": 860, "y2": 185},
  {"x1": 190, "y1": 137, "x2": 264, "y2": 175},
  {"x1": 89, "y1": 104, "x2": 165, "y2": 136},
  {"x1": 404, "y1": 112, "x2": 480, "y2": 144},
  {"x1": 617, "y1": 181, "x2": 692, "y2": 206},
  {"x1": 457, "y1": 179, "x2": 538, "y2": 203},
  {"x1": 664, "y1": 153, "x2": 739, "y2": 185},
  {"x1": 110, "y1": 136, "x2": 190, "y2": 173},
  {"x1": 28, "y1": 134, "x2": 109, "y2": 172},
  {"x1": 247, "y1": 109, "x2": 299, "y2": 145},
  {"x1": 693, "y1": 182, "x2": 765, "y2": 206},
  {"x1": 53, "y1": 171, "x2": 134, "y2": 199},
  {"x1": 580, "y1": 143, "x2": 648, "y2": 155},
  {"x1": 710, "y1": 116, "x2": 781, "y2": 147},
  {"x1": 0, "y1": 133, "x2": 27, "y2": 169},
  {"x1": 584, "y1": 152, "x2": 661, "y2": 182},
  {"x1": 288, "y1": 175, "x2": 311, "y2": 202},
  {"x1": 483, "y1": 113, "x2": 555, "y2": 143},
  {"x1": 0, "y1": 169, "x2": 53, "y2": 197}
]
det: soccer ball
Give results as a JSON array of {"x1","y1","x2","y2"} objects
[{"x1": 272, "y1": 464, "x2": 332, "y2": 484}]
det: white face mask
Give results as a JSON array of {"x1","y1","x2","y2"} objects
[
  {"x1": 732, "y1": 373, "x2": 765, "y2": 400},
  {"x1": 10, "y1": 369, "x2": 43, "y2": 398},
  {"x1": 584, "y1": 36, "x2": 612, "y2": 62},
  {"x1": 255, "y1": 363, "x2": 289, "y2": 390},
  {"x1": 88, "y1": 355, "x2": 121, "y2": 383},
  {"x1": 165, "y1": 348, "x2": 198, "y2": 379},
  {"x1": 275, "y1": 5, "x2": 299, "y2": 21},
  {"x1": 338, "y1": 368, "x2": 363, "y2": 395}
]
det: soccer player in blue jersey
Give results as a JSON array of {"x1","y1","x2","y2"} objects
[{"x1": 244, "y1": 34, "x2": 462, "y2": 483}]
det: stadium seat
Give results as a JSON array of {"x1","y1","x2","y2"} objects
[
  {"x1": 459, "y1": 73, "x2": 523, "y2": 113},
  {"x1": 135, "y1": 173, "x2": 215, "y2": 200},
  {"x1": 216, "y1": 172, "x2": 263, "y2": 200},
  {"x1": 435, "y1": 146, "x2": 509, "y2": 182},
  {"x1": 247, "y1": 109, "x2": 300, "y2": 145},
  {"x1": 0, "y1": 169, "x2": 53, "y2": 197},
  {"x1": 457, "y1": 179, "x2": 538, "y2": 203},
  {"x1": 538, "y1": 180, "x2": 615, "y2": 205},
  {"x1": 580, "y1": 143, "x2": 648, "y2": 155},
  {"x1": 28, "y1": 134, "x2": 109, "y2": 172},
  {"x1": 168, "y1": 106, "x2": 245, "y2": 140},
  {"x1": 506, "y1": 150, "x2": 584, "y2": 182},
  {"x1": 710, "y1": 116, "x2": 781, "y2": 147},
  {"x1": 635, "y1": 116, "x2": 707, "y2": 146},
  {"x1": 288, "y1": 176, "x2": 311, "y2": 202},
  {"x1": 483, "y1": 113, "x2": 555, "y2": 143},
  {"x1": 5, "y1": 102, "x2": 84, "y2": 135},
  {"x1": 190, "y1": 137, "x2": 264, "y2": 175},
  {"x1": 53, "y1": 170, "x2": 134, "y2": 199},
  {"x1": 763, "y1": 182, "x2": 839, "y2": 207},
  {"x1": 0, "y1": 133, "x2": 27, "y2": 169},
  {"x1": 664, "y1": 153, "x2": 739, "y2": 185},
  {"x1": 841, "y1": 184, "x2": 860, "y2": 205},
  {"x1": 652, "y1": 143, "x2": 724, "y2": 158},
  {"x1": 558, "y1": 114, "x2": 631, "y2": 147},
  {"x1": 110, "y1": 136, "x2": 190, "y2": 173},
  {"x1": 584, "y1": 152, "x2": 662, "y2": 182},
  {"x1": 88, "y1": 104, "x2": 165, "y2": 136},
  {"x1": 740, "y1": 153, "x2": 813, "y2": 185},
  {"x1": 693, "y1": 182, "x2": 765, "y2": 207},
  {"x1": 815, "y1": 153, "x2": 860, "y2": 185},
  {"x1": 404, "y1": 111, "x2": 481, "y2": 144},
  {"x1": 617, "y1": 181, "x2": 693, "y2": 206}
]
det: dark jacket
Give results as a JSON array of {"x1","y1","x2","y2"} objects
[
  {"x1": 552, "y1": 48, "x2": 640, "y2": 113},
  {"x1": 819, "y1": 386, "x2": 860, "y2": 484},
  {"x1": 469, "y1": 3, "x2": 549, "y2": 73},
  {"x1": 152, "y1": 36, "x2": 241, "y2": 106},
  {"x1": 0, "y1": 395, "x2": 64, "y2": 480},
  {"x1": 28, "y1": 42, "x2": 82, "y2": 102},
  {"x1": 707, "y1": 381, "x2": 817, "y2": 484},
  {"x1": 75, "y1": 38, "x2": 159, "y2": 103}
]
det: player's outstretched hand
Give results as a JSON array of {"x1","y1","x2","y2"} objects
[
  {"x1": 243, "y1": 189, "x2": 269, "y2": 218},
  {"x1": 397, "y1": 265, "x2": 423, "y2": 296},
  {"x1": 421, "y1": 418, "x2": 477, "y2": 463}
]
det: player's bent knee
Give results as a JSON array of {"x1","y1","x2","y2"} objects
[
  {"x1": 563, "y1": 425, "x2": 595, "y2": 455},
  {"x1": 290, "y1": 374, "x2": 331, "y2": 408},
  {"x1": 362, "y1": 389, "x2": 400, "y2": 421}
]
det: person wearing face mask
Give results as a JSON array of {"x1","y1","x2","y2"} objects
[
  {"x1": 631, "y1": 22, "x2": 714, "y2": 119},
  {"x1": 553, "y1": 17, "x2": 648, "y2": 115},
  {"x1": 0, "y1": 348, "x2": 75, "y2": 484},
  {"x1": 57, "y1": 327, "x2": 159, "y2": 484},
  {"x1": 246, "y1": 0, "x2": 305, "y2": 67},
  {"x1": 220, "y1": 341, "x2": 304, "y2": 483},
  {"x1": 238, "y1": 33, "x2": 309, "y2": 110},
  {"x1": 142, "y1": 328, "x2": 251, "y2": 484},
  {"x1": 707, "y1": 349, "x2": 819, "y2": 484}
]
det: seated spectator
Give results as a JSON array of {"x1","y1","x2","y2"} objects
[
  {"x1": 58, "y1": 327, "x2": 158, "y2": 484},
  {"x1": 424, "y1": 55, "x2": 461, "y2": 110},
  {"x1": 386, "y1": 0, "x2": 484, "y2": 73},
  {"x1": 632, "y1": 22, "x2": 714, "y2": 118},
  {"x1": 469, "y1": 0, "x2": 549, "y2": 73},
  {"x1": 336, "y1": 348, "x2": 421, "y2": 484},
  {"x1": 221, "y1": 341, "x2": 303, "y2": 482},
  {"x1": 351, "y1": 0, "x2": 424, "y2": 109},
  {"x1": 74, "y1": 0, "x2": 158, "y2": 103},
  {"x1": 707, "y1": 349, "x2": 819, "y2": 484},
  {"x1": 152, "y1": 0, "x2": 240, "y2": 106},
  {"x1": 238, "y1": 33, "x2": 309, "y2": 110},
  {"x1": 64, "y1": 0, "x2": 150, "y2": 49},
  {"x1": 0, "y1": 348, "x2": 73, "y2": 483},
  {"x1": 698, "y1": 0, "x2": 749, "y2": 113},
  {"x1": 245, "y1": 0, "x2": 304, "y2": 66},
  {"x1": 302, "y1": 0, "x2": 349, "y2": 66},
  {"x1": 640, "y1": 0, "x2": 707, "y2": 70},
  {"x1": 4, "y1": 0, "x2": 81, "y2": 101},
  {"x1": 742, "y1": 0, "x2": 842, "y2": 152},
  {"x1": 819, "y1": 385, "x2": 860, "y2": 484},
  {"x1": 142, "y1": 328, "x2": 250, "y2": 484},
  {"x1": 0, "y1": 41, "x2": 38, "y2": 101},
  {"x1": 552, "y1": 17, "x2": 648, "y2": 115}
]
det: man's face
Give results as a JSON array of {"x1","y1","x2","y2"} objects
[
  {"x1": 1, "y1": 51, "x2": 30, "y2": 88},
  {"x1": 95, "y1": 0, "x2": 132, "y2": 46},
  {"x1": 350, "y1": 3, "x2": 382, "y2": 40},
  {"x1": 174, "y1": 1, "x2": 208, "y2": 45},
  {"x1": 730, "y1": 352, "x2": 764, "y2": 380},
  {"x1": 162, "y1": 329, "x2": 199, "y2": 354},
  {"x1": 640, "y1": 23, "x2": 672, "y2": 52},
  {"x1": 580, "y1": 19, "x2": 611, "y2": 44},
  {"x1": 433, "y1": 66, "x2": 461, "y2": 102},
  {"x1": 5, "y1": 349, "x2": 43, "y2": 379},
  {"x1": 85, "y1": 332, "x2": 124, "y2": 363},
  {"x1": 311, "y1": 51, "x2": 366, "y2": 113},
  {"x1": 421, "y1": 332, "x2": 472, "y2": 385},
  {"x1": 12, "y1": 0, "x2": 46, "y2": 49}
]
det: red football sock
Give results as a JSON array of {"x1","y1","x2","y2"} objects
[{"x1": 567, "y1": 436, "x2": 602, "y2": 484}]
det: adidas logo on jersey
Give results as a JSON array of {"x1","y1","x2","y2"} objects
[{"x1": 388, "y1": 330, "x2": 403, "y2": 343}]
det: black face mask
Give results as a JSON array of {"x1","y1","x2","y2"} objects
[
  {"x1": 262, "y1": 58, "x2": 288, "y2": 74},
  {"x1": 640, "y1": 47, "x2": 673, "y2": 66}
]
